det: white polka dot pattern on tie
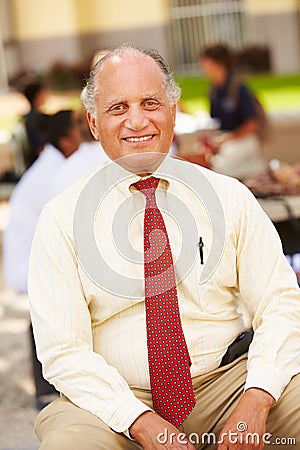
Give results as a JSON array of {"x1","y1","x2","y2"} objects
[{"x1": 134, "y1": 176, "x2": 196, "y2": 427}]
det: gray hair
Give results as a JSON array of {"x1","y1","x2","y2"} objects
[{"x1": 81, "y1": 44, "x2": 181, "y2": 117}]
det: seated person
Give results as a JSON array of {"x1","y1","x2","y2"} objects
[
  {"x1": 3, "y1": 110, "x2": 81, "y2": 409},
  {"x1": 49, "y1": 108, "x2": 109, "y2": 195},
  {"x1": 199, "y1": 44, "x2": 266, "y2": 180},
  {"x1": 29, "y1": 44, "x2": 300, "y2": 450}
]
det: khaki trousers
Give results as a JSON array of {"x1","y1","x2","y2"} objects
[{"x1": 35, "y1": 355, "x2": 300, "y2": 450}]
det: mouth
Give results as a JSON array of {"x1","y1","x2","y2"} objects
[{"x1": 122, "y1": 134, "x2": 155, "y2": 143}]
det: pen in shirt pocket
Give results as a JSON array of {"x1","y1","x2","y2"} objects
[{"x1": 198, "y1": 237, "x2": 204, "y2": 265}]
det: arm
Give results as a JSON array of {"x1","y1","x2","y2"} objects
[
  {"x1": 205, "y1": 117, "x2": 258, "y2": 156},
  {"x1": 28, "y1": 205, "x2": 151, "y2": 434},
  {"x1": 228, "y1": 85, "x2": 259, "y2": 139},
  {"x1": 218, "y1": 182, "x2": 300, "y2": 448},
  {"x1": 210, "y1": 84, "x2": 259, "y2": 149},
  {"x1": 3, "y1": 198, "x2": 33, "y2": 293},
  {"x1": 236, "y1": 182, "x2": 300, "y2": 399},
  {"x1": 3, "y1": 175, "x2": 42, "y2": 294},
  {"x1": 225, "y1": 117, "x2": 259, "y2": 140}
]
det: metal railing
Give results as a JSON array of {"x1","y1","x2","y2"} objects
[{"x1": 168, "y1": 0, "x2": 247, "y2": 74}]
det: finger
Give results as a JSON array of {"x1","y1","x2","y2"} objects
[
  {"x1": 217, "y1": 443, "x2": 228, "y2": 450},
  {"x1": 217, "y1": 436, "x2": 228, "y2": 450},
  {"x1": 164, "y1": 438, "x2": 196, "y2": 449},
  {"x1": 186, "y1": 442, "x2": 196, "y2": 450}
]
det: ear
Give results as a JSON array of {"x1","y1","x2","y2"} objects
[{"x1": 87, "y1": 111, "x2": 99, "y2": 140}]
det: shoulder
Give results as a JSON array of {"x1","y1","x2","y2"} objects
[
  {"x1": 238, "y1": 83, "x2": 253, "y2": 99},
  {"x1": 46, "y1": 161, "x2": 110, "y2": 216},
  {"x1": 227, "y1": 74, "x2": 250, "y2": 95},
  {"x1": 171, "y1": 157, "x2": 248, "y2": 202},
  {"x1": 230, "y1": 75, "x2": 253, "y2": 103}
]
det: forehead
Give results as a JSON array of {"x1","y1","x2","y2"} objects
[{"x1": 95, "y1": 54, "x2": 166, "y2": 102}]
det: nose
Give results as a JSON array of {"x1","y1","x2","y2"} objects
[{"x1": 125, "y1": 105, "x2": 149, "y2": 131}]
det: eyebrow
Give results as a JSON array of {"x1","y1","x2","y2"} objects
[{"x1": 103, "y1": 94, "x2": 162, "y2": 110}]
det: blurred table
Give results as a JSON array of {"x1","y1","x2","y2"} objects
[
  {"x1": 258, "y1": 195, "x2": 300, "y2": 222},
  {"x1": 258, "y1": 195, "x2": 300, "y2": 255}
]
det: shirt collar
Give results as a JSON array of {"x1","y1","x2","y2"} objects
[
  {"x1": 126, "y1": 154, "x2": 175, "y2": 194},
  {"x1": 105, "y1": 155, "x2": 174, "y2": 194},
  {"x1": 41, "y1": 143, "x2": 66, "y2": 162},
  {"x1": 129, "y1": 174, "x2": 169, "y2": 194}
]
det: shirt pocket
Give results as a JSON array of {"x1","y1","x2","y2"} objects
[{"x1": 206, "y1": 246, "x2": 238, "y2": 289}]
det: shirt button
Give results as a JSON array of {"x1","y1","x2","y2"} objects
[{"x1": 114, "y1": 418, "x2": 120, "y2": 425}]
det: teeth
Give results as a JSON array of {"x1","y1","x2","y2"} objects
[{"x1": 125, "y1": 135, "x2": 153, "y2": 142}]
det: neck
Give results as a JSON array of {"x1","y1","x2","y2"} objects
[
  {"x1": 137, "y1": 172, "x2": 152, "y2": 178},
  {"x1": 214, "y1": 69, "x2": 228, "y2": 87}
]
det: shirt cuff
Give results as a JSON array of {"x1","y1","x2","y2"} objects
[
  {"x1": 101, "y1": 393, "x2": 153, "y2": 434},
  {"x1": 123, "y1": 428, "x2": 135, "y2": 440},
  {"x1": 244, "y1": 363, "x2": 291, "y2": 401}
]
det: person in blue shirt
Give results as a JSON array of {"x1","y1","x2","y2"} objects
[{"x1": 199, "y1": 44, "x2": 265, "y2": 180}]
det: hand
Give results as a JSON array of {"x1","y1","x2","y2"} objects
[
  {"x1": 201, "y1": 139, "x2": 220, "y2": 155},
  {"x1": 217, "y1": 388, "x2": 275, "y2": 450},
  {"x1": 211, "y1": 132, "x2": 234, "y2": 148},
  {"x1": 129, "y1": 411, "x2": 196, "y2": 449}
]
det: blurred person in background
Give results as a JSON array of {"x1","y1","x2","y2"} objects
[
  {"x1": 50, "y1": 108, "x2": 109, "y2": 195},
  {"x1": 21, "y1": 79, "x2": 51, "y2": 168},
  {"x1": 3, "y1": 109, "x2": 81, "y2": 410},
  {"x1": 199, "y1": 44, "x2": 266, "y2": 180},
  {"x1": 48, "y1": 48, "x2": 110, "y2": 195}
]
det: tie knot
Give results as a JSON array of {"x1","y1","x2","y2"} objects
[{"x1": 134, "y1": 177, "x2": 159, "y2": 199}]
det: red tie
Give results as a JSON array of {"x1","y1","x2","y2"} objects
[{"x1": 134, "y1": 176, "x2": 196, "y2": 427}]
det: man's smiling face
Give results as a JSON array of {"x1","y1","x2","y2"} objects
[{"x1": 87, "y1": 53, "x2": 176, "y2": 171}]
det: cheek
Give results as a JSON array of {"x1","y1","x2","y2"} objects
[
  {"x1": 97, "y1": 117, "x2": 120, "y2": 138},
  {"x1": 98, "y1": 124, "x2": 116, "y2": 144},
  {"x1": 157, "y1": 111, "x2": 176, "y2": 134},
  {"x1": 153, "y1": 108, "x2": 173, "y2": 123}
]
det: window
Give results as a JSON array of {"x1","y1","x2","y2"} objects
[{"x1": 168, "y1": 0, "x2": 247, "y2": 73}]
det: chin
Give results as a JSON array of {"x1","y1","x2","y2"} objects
[{"x1": 116, "y1": 151, "x2": 168, "y2": 175}]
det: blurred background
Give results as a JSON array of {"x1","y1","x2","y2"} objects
[
  {"x1": 1, "y1": 0, "x2": 300, "y2": 176},
  {"x1": 0, "y1": 1, "x2": 300, "y2": 449}
]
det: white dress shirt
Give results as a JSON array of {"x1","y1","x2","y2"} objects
[
  {"x1": 3, "y1": 141, "x2": 109, "y2": 294},
  {"x1": 3, "y1": 144, "x2": 65, "y2": 293},
  {"x1": 51, "y1": 141, "x2": 108, "y2": 195},
  {"x1": 28, "y1": 156, "x2": 300, "y2": 434}
]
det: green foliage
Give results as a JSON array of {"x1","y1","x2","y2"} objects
[
  {"x1": 176, "y1": 74, "x2": 300, "y2": 114},
  {"x1": 1, "y1": 74, "x2": 300, "y2": 131},
  {"x1": 177, "y1": 77, "x2": 210, "y2": 99}
]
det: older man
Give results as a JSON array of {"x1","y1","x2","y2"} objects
[{"x1": 29, "y1": 45, "x2": 300, "y2": 450}]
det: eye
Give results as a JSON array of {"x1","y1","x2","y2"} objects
[
  {"x1": 143, "y1": 100, "x2": 160, "y2": 110},
  {"x1": 109, "y1": 104, "x2": 127, "y2": 115}
]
